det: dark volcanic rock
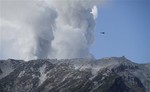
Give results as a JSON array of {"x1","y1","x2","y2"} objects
[
  {"x1": 0, "y1": 57, "x2": 149, "y2": 92},
  {"x1": 0, "y1": 69, "x2": 2, "y2": 74}
]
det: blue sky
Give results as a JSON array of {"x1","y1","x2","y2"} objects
[{"x1": 91, "y1": 0, "x2": 150, "y2": 63}]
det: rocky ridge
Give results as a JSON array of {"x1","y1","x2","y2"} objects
[{"x1": 0, "y1": 57, "x2": 150, "y2": 92}]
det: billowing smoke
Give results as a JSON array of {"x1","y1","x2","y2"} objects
[{"x1": 0, "y1": 0, "x2": 101, "y2": 60}]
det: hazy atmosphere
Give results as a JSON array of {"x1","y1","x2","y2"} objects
[
  {"x1": 0, "y1": 1, "x2": 150, "y2": 92},
  {"x1": 0, "y1": 0, "x2": 101, "y2": 60},
  {"x1": 0, "y1": 0, "x2": 149, "y2": 63}
]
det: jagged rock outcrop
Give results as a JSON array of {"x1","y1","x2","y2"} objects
[{"x1": 0, "y1": 57, "x2": 150, "y2": 92}]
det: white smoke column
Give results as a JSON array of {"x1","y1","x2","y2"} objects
[
  {"x1": 0, "y1": 0, "x2": 101, "y2": 60},
  {"x1": 0, "y1": 0, "x2": 39, "y2": 60},
  {"x1": 46, "y1": 0, "x2": 100, "y2": 59},
  {"x1": 32, "y1": 7, "x2": 57, "y2": 59}
]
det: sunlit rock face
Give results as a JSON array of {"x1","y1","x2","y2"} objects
[{"x1": 0, "y1": 57, "x2": 150, "y2": 92}]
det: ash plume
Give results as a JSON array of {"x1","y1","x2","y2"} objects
[{"x1": 0, "y1": 0, "x2": 101, "y2": 60}]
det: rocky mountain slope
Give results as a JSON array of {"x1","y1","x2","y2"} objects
[{"x1": 0, "y1": 56, "x2": 150, "y2": 92}]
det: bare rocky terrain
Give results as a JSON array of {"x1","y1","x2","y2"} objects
[{"x1": 0, "y1": 57, "x2": 150, "y2": 92}]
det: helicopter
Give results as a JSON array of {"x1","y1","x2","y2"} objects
[{"x1": 100, "y1": 32, "x2": 105, "y2": 34}]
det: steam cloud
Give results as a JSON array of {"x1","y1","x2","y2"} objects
[{"x1": 0, "y1": 0, "x2": 101, "y2": 60}]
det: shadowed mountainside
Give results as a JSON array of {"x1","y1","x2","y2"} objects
[{"x1": 0, "y1": 57, "x2": 150, "y2": 92}]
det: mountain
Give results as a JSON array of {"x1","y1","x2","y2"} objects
[
  {"x1": 0, "y1": 56, "x2": 150, "y2": 92},
  {"x1": 0, "y1": 59, "x2": 23, "y2": 79}
]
